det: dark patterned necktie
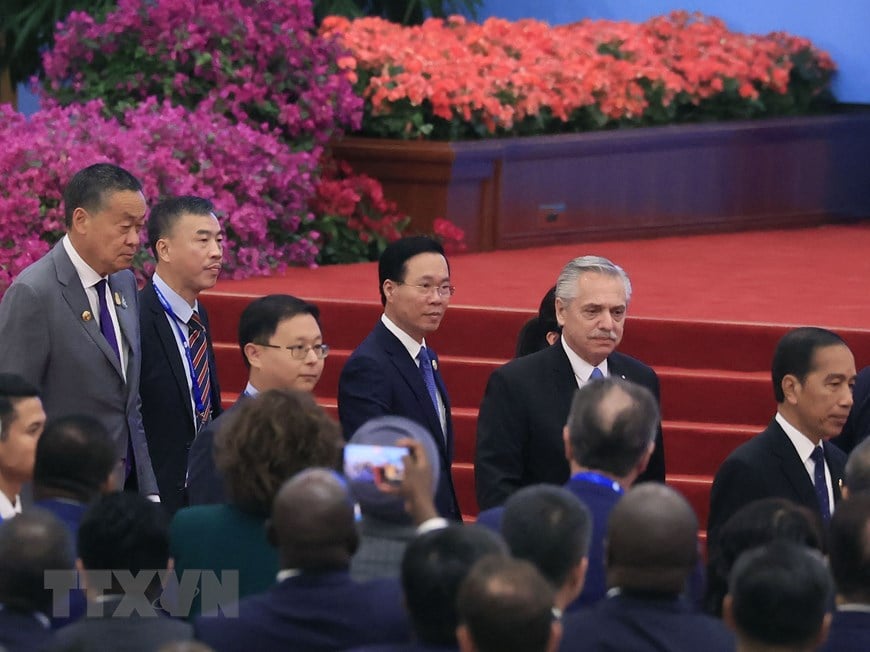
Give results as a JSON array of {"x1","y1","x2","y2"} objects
[
  {"x1": 188, "y1": 311, "x2": 212, "y2": 425},
  {"x1": 810, "y1": 446, "x2": 831, "y2": 522},
  {"x1": 95, "y1": 279, "x2": 120, "y2": 361},
  {"x1": 417, "y1": 347, "x2": 440, "y2": 417}
]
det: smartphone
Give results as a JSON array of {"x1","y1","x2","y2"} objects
[{"x1": 344, "y1": 443, "x2": 407, "y2": 486}]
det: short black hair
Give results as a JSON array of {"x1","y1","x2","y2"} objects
[
  {"x1": 63, "y1": 163, "x2": 143, "y2": 228},
  {"x1": 728, "y1": 541, "x2": 832, "y2": 647},
  {"x1": 845, "y1": 437, "x2": 870, "y2": 495},
  {"x1": 147, "y1": 195, "x2": 216, "y2": 255},
  {"x1": 704, "y1": 497, "x2": 823, "y2": 617},
  {"x1": 501, "y1": 485, "x2": 591, "y2": 590},
  {"x1": 828, "y1": 494, "x2": 870, "y2": 603},
  {"x1": 0, "y1": 510, "x2": 73, "y2": 614},
  {"x1": 34, "y1": 415, "x2": 116, "y2": 502},
  {"x1": 771, "y1": 327, "x2": 848, "y2": 403},
  {"x1": 565, "y1": 377, "x2": 659, "y2": 476},
  {"x1": 78, "y1": 492, "x2": 170, "y2": 576},
  {"x1": 515, "y1": 286, "x2": 560, "y2": 358},
  {"x1": 401, "y1": 524, "x2": 506, "y2": 646},
  {"x1": 0, "y1": 373, "x2": 40, "y2": 442},
  {"x1": 378, "y1": 236, "x2": 446, "y2": 306},
  {"x1": 238, "y1": 295, "x2": 321, "y2": 368},
  {"x1": 457, "y1": 555, "x2": 555, "y2": 652}
]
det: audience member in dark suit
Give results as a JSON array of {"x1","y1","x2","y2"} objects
[
  {"x1": 140, "y1": 196, "x2": 224, "y2": 515},
  {"x1": 703, "y1": 498, "x2": 823, "y2": 618},
  {"x1": 0, "y1": 510, "x2": 72, "y2": 652},
  {"x1": 832, "y1": 365, "x2": 870, "y2": 454},
  {"x1": 723, "y1": 541, "x2": 832, "y2": 652},
  {"x1": 476, "y1": 377, "x2": 657, "y2": 609},
  {"x1": 841, "y1": 435, "x2": 870, "y2": 499},
  {"x1": 339, "y1": 236, "x2": 461, "y2": 520},
  {"x1": 52, "y1": 492, "x2": 192, "y2": 652},
  {"x1": 498, "y1": 485, "x2": 590, "y2": 614},
  {"x1": 172, "y1": 389, "x2": 342, "y2": 617},
  {"x1": 475, "y1": 255, "x2": 665, "y2": 510},
  {"x1": 346, "y1": 523, "x2": 507, "y2": 652},
  {"x1": 560, "y1": 484, "x2": 735, "y2": 652},
  {"x1": 457, "y1": 556, "x2": 561, "y2": 652},
  {"x1": 195, "y1": 468, "x2": 411, "y2": 652},
  {"x1": 0, "y1": 164, "x2": 158, "y2": 496},
  {"x1": 186, "y1": 294, "x2": 326, "y2": 506},
  {"x1": 708, "y1": 327, "x2": 856, "y2": 545},
  {"x1": 0, "y1": 374, "x2": 45, "y2": 520},
  {"x1": 514, "y1": 285, "x2": 560, "y2": 358},
  {"x1": 348, "y1": 416, "x2": 444, "y2": 582},
  {"x1": 820, "y1": 494, "x2": 870, "y2": 652}
]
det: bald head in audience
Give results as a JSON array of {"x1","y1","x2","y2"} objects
[
  {"x1": 606, "y1": 483, "x2": 698, "y2": 595},
  {"x1": 457, "y1": 556, "x2": 560, "y2": 652},
  {"x1": 268, "y1": 468, "x2": 359, "y2": 571}
]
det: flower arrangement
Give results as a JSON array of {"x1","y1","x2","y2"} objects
[
  {"x1": 0, "y1": 98, "x2": 324, "y2": 292},
  {"x1": 321, "y1": 11, "x2": 837, "y2": 140}
]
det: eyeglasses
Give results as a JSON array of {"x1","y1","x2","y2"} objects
[
  {"x1": 397, "y1": 282, "x2": 456, "y2": 297},
  {"x1": 258, "y1": 343, "x2": 330, "y2": 359}
]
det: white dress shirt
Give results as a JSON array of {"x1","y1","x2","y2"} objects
[
  {"x1": 561, "y1": 337, "x2": 610, "y2": 387},
  {"x1": 776, "y1": 412, "x2": 835, "y2": 514}
]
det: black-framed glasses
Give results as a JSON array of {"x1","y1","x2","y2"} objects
[
  {"x1": 397, "y1": 281, "x2": 456, "y2": 297},
  {"x1": 259, "y1": 343, "x2": 330, "y2": 360}
]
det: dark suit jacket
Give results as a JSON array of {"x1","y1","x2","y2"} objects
[
  {"x1": 139, "y1": 280, "x2": 222, "y2": 514},
  {"x1": 49, "y1": 596, "x2": 193, "y2": 652},
  {"x1": 186, "y1": 396, "x2": 247, "y2": 507},
  {"x1": 707, "y1": 419, "x2": 847, "y2": 544},
  {"x1": 832, "y1": 365, "x2": 870, "y2": 454},
  {"x1": 338, "y1": 321, "x2": 460, "y2": 519},
  {"x1": 559, "y1": 593, "x2": 735, "y2": 652},
  {"x1": 819, "y1": 609, "x2": 870, "y2": 652},
  {"x1": 194, "y1": 570, "x2": 410, "y2": 652},
  {"x1": 346, "y1": 645, "x2": 457, "y2": 652},
  {"x1": 0, "y1": 608, "x2": 52, "y2": 652},
  {"x1": 0, "y1": 242, "x2": 157, "y2": 495},
  {"x1": 474, "y1": 344, "x2": 664, "y2": 510}
]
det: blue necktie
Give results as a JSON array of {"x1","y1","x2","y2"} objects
[
  {"x1": 95, "y1": 279, "x2": 121, "y2": 361},
  {"x1": 589, "y1": 367, "x2": 604, "y2": 380},
  {"x1": 810, "y1": 446, "x2": 831, "y2": 522},
  {"x1": 417, "y1": 347, "x2": 440, "y2": 416}
]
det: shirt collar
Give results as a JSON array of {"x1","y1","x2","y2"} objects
[
  {"x1": 62, "y1": 234, "x2": 104, "y2": 289},
  {"x1": 560, "y1": 337, "x2": 608, "y2": 382},
  {"x1": 0, "y1": 491, "x2": 21, "y2": 520},
  {"x1": 152, "y1": 271, "x2": 197, "y2": 322},
  {"x1": 776, "y1": 412, "x2": 820, "y2": 462},
  {"x1": 381, "y1": 314, "x2": 427, "y2": 360},
  {"x1": 244, "y1": 382, "x2": 260, "y2": 398},
  {"x1": 276, "y1": 569, "x2": 302, "y2": 583}
]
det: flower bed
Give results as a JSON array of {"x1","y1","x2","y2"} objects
[{"x1": 321, "y1": 11, "x2": 836, "y2": 140}]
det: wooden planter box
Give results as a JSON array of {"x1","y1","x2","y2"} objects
[{"x1": 330, "y1": 110, "x2": 870, "y2": 251}]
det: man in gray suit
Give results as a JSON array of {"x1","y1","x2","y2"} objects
[{"x1": 0, "y1": 163, "x2": 158, "y2": 496}]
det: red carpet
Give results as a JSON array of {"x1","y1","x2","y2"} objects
[{"x1": 202, "y1": 224, "x2": 870, "y2": 527}]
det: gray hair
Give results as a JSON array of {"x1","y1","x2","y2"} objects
[
  {"x1": 555, "y1": 256, "x2": 632, "y2": 304},
  {"x1": 845, "y1": 437, "x2": 870, "y2": 495}
]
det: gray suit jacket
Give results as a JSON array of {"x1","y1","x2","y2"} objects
[{"x1": 0, "y1": 241, "x2": 158, "y2": 495}]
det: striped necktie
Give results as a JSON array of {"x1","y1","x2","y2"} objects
[{"x1": 188, "y1": 311, "x2": 212, "y2": 426}]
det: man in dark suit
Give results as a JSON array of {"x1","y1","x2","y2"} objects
[
  {"x1": 821, "y1": 494, "x2": 870, "y2": 652},
  {"x1": 477, "y1": 377, "x2": 659, "y2": 610},
  {"x1": 0, "y1": 374, "x2": 46, "y2": 520},
  {"x1": 708, "y1": 327, "x2": 856, "y2": 545},
  {"x1": 475, "y1": 255, "x2": 664, "y2": 510},
  {"x1": 52, "y1": 492, "x2": 193, "y2": 651},
  {"x1": 560, "y1": 484, "x2": 735, "y2": 652},
  {"x1": 0, "y1": 510, "x2": 72, "y2": 652},
  {"x1": 195, "y1": 468, "x2": 410, "y2": 652},
  {"x1": 139, "y1": 196, "x2": 223, "y2": 514},
  {"x1": 0, "y1": 163, "x2": 158, "y2": 496},
  {"x1": 339, "y1": 236, "x2": 460, "y2": 520},
  {"x1": 186, "y1": 294, "x2": 326, "y2": 505},
  {"x1": 832, "y1": 365, "x2": 870, "y2": 454}
]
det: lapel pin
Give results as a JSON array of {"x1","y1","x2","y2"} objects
[
  {"x1": 114, "y1": 292, "x2": 127, "y2": 309},
  {"x1": 82, "y1": 310, "x2": 93, "y2": 322},
  {"x1": 432, "y1": 360, "x2": 438, "y2": 371}
]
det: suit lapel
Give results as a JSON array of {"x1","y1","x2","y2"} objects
[
  {"x1": 767, "y1": 422, "x2": 819, "y2": 506},
  {"x1": 53, "y1": 245, "x2": 125, "y2": 380},
  {"x1": 144, "y1": 282, "x2": 194, "y2": 421},
  {"x1": 824, "y1": 442, "x2": 845, "y2": 503},
  {"x1": 109, "y1": 273, "x2": 137, "y2": 384},
  {"x1": 550, "y1": 344, "x2": 579, "y2": 417}
]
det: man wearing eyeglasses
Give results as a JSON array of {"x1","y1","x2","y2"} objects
[
  {"x1": 339, "y1": 236, "x2": 462, "y2": 520},
  {"x1": 139, "y1": 196, "x2": 224, "y2": 515},
  {"x1": 186, "y1": 294, "x2": 328, "y2": 505}
]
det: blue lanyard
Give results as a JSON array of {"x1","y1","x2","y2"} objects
[
  {"x1": 152, "y1": 284, "x2": 208, "y2": 423},
  {"x1": 571, "y1": 471, "x2": 624, "y2": 495}
]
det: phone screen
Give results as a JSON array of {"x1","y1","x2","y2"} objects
[{"x1": 344, "y1": 443, "x2": 407, "y2": 485}]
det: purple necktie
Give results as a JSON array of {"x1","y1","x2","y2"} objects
[
  {"x1": 810, "y1": 446, "x2": 831, "y2": 522},
  {"x1": 95, "y1": 279, "x2": 120, "y2": 361}
]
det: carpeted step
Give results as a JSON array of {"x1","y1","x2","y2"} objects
[{"x1": 667, "y1": 474, "x2": 714, "y2": 530}]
